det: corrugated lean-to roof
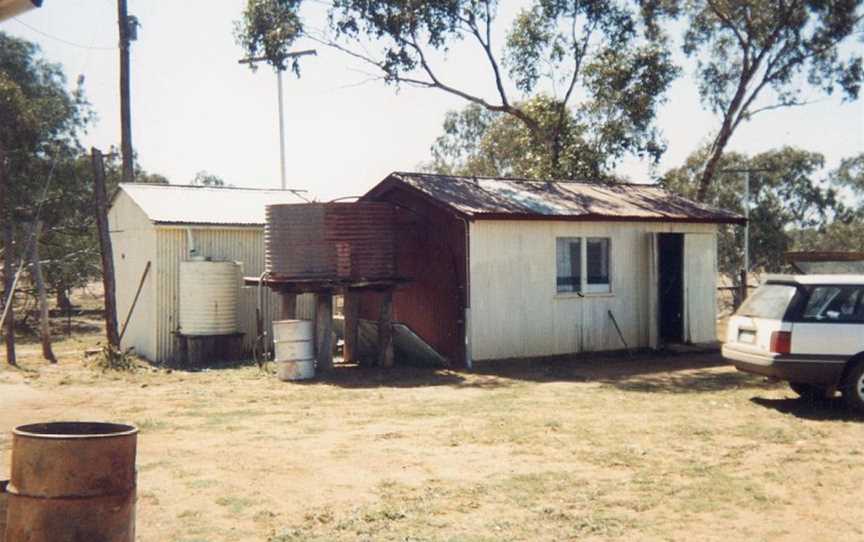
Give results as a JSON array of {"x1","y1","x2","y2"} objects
[
  {"x1": 368, "y1": 172, "x2": 744, "y2": 224},
  {"x1": 118, "y1": 183, "x2": 310, "y2": 226}
]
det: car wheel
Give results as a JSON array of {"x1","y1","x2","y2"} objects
[
  {"x1": 841, "y1": 362, "x2": 864, "y2": 412},
  {"x1": 789, "y1": 382, "x2": 830, "y2": 401}
]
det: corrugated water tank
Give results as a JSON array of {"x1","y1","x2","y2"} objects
[
  {"x1": 265, "y1": 202, "x2": 396, "y2": 280},
  {"x1": 179, "y1": 260, "x2": 240, "y2": 335}
]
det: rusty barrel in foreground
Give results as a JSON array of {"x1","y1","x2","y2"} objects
[{"x1": 4, "y1": 421, "x2": 138, "y2": 542}]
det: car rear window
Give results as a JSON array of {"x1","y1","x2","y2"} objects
[
  {"x1": 802, "y1": 286, "x2": 864, "y2": 322},
  {"x1": 736, "y1": 283, "x2": 797, "y2": 319}
]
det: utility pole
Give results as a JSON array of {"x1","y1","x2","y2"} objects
[
  {"x1": 117, "y1": 0, "x2": 136, "y2": 183},
  {"x1": 238, "y1": 50, "x2": 316, "y2": 189}
]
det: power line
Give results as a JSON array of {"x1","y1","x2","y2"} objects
[{"x1": 12, "y1": 17, "x2": 115, "y2": 51}]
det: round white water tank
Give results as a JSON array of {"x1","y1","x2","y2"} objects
[{"x1": 179, "y1": 260, "x2": 240, "y2": 335}]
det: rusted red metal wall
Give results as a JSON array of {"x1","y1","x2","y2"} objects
[
  {"x1": 266, "y1": 202, "x2": 396, "y2": 280},
  {"x1": 359, "y1": 186, "x2": 467, "y2": 367}
]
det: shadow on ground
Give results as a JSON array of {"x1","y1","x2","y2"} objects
[
  {"x1": 285, "y1": 350, "x2": 769, "y2": 394},
  {"x1": 750, "y1": 396, "x2": 864, "y2": 422}
]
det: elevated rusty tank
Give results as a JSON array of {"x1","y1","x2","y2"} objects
[{"x1": 265, "y1": 202, "x2": 397, "y2": 280}]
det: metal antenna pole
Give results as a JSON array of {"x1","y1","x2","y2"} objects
[
  {"x1": 277, "y1": 69, "x2": 287, "y2": 190},
  {"x1": 720, "y1": 166, "x2": 773, "y2": 279},
  {"x1": 743, "y1": 170, "x2": 750, "y2": 274},
  {"x1": 238, "y1": 49, "x2": 317, "y2": 190}
]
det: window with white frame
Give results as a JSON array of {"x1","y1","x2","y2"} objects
[
  {"x1": 556, "y1": 237, "x2": 581, "y2": 293},
  {"x1": 586, "y1": 237, "x2": 611, "y2": 293},
  {"x1": 556, "y1": 236, "x2": 611, "y2": 294}
]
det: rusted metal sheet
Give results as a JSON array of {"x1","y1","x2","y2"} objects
[
  {"x1": 1, "y1": 480, "x2": 8, "y2": 542},
  {"x1": 357, "y1": 188, "x2": 467, "y2": 366},
  {"x1": 365, "y1": 172, "x2": 745, "y2": 224},
  {"x1": 5, "y1": 422, "x2": 138, "y2": 542},
  {"x1": 266, "y1": 202, "x2": 397, "y2": 280}
]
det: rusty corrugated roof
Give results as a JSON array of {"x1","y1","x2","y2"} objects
[
  {"x1": 366, "y1": 172, "x2": 744, "y2": 224},
  {"x1": 118, "y1": 183, "x2": 311, "y2": 226}
]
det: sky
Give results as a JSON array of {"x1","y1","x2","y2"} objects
[{"x1": 4, "y1": 0, "x2": 863, "y2": 202}]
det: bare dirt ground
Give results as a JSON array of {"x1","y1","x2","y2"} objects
[{"x1": 2, "y1": 336, "x2": 863, "y2": 542}]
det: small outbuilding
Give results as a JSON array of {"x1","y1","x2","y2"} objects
[
  {"x1": 108, "y1": 183, "x2": 314, "y2": 363},
  {"x1": 358, "y1": 172, "x2": 745, "y2": 367}
]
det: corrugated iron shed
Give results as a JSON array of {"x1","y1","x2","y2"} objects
[
  {"x1": 366, "y1": 172, "x2": 745, "y2": 224},
  {"x1": 116, "y1": 183, "x2": 310, "y2": 226}
]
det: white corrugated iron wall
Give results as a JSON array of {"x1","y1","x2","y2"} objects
[
  {"x1": 109, "y1": 191, "x2": 158, "y2": 360},
  {"x1": 154, "y1": 226, "x2": 314, "y2": 363},
  {"x1": 468, "y1": 220, "x2": 718, "y2": 361}
]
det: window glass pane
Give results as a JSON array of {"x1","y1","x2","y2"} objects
[
  {"x1": 556, "y1": 237, "x2": 581, "y2": 293},
  {"x1": 586, "y1": 238, "x2": 610, "y2": 293},
  {"x1": 737, "y1": 284, "x2": 796, "y2": 319},
  {"x1": 803, "y1": 286, "x2": 864, "y2": 322}
]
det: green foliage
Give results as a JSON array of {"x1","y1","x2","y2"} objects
[
  {"x1": 0, "y1": 33, "x2": 91, "y2": 156},
  {"x1": 90, "y1": 344, "x2": 138, "y2": 372},
  {"x1": 680, "y1": 0, "x2": 864, "y2": 198},
  {"x1": 792, "y1": 152, "x2": 864, "y2": 251},
  {"x1": 0, "y1": 33, "x2": 170, "y2": 307},
  {"x1": 192, "y1": 170, "x2": 226, "y2": 187},
  {"x1": 236, "y1": 0, "x2": 679, "y2": 177},
  {"x1": 663, "y1": 146, "x2": 845, "y2": 279},
  {"x1": 427, "y1": 97, "x2": 609, "y2": 180},
  {"x1": 234, "y1": 0, "x2": 304, "y2": 73}
]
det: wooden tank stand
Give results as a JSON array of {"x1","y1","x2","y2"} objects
[{"x1": 247, "y1": 277, "x2": 407, "y2": 371}]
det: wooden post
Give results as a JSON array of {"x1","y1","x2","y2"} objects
[
  {"x1": 280, "y1": 290, "x2": 297, "y2": 320},
  {"x1": 737, "y1": 268, "x2": 748, "y2": 309},
  {"x1": 93, "y1": 148, "x2": 120, "y2": 350},
  {"x1": 315, "y1": 292, "x2": 333, "y2": 371},
  {"x1": 378, "y1": 288, "x2": 394, "y2": 368},
  {"x1": 26, "y1": 222, "x2": 56, "y2": 363},
  {"x1": 343, "y1": 289, "x2": 360, "y2": 363}
]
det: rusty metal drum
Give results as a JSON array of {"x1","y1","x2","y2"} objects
[
  {"x1": 265, "y1": 202, "x2": 397, "y2": 280},
  {"x1": 5, "y1": 421, "x2": 138, "y2": 542}
]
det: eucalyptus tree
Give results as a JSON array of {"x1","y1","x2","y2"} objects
[
  {"x1": 682, "y1": 0, "x2": 863, "y2": 201},
  {"x1": 236, "y1": 0, "x2": 680, "y2": 178},
  {"x1": 663, "y1": 146, "x2": 846, "y2": 302},
  {"x1": 0, "y1": 31, "x2": 91, "y2": 363}
]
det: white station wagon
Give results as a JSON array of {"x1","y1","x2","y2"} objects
[{"x1": 722, "y1": 274, "x2": 864, "y2": 411}]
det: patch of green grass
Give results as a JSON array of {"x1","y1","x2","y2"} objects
[
  {"x1": 186, "y1": 478, "x2": 219, "y2": 490},
  {"x1": 215, "y1": 495, "x2": 255, "y2": 515}
]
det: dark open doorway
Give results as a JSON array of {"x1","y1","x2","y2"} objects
[{"x1": 658, "y1": 233, "x2": 684, "y2": 343}]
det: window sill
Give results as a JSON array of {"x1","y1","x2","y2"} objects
[{"x1": 554, "y1": 292, "x2": 615, "y2": 300}]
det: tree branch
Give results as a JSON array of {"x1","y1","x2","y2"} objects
[{"x1": 460, "y1": 2, "x2": 510, "y2": 109}]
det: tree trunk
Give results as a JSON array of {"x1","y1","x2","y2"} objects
[
  {"x1": 57, "y1": 286, "x2": 72, "y2": 312},
  {"x1": 0, "y1": 143, "x2": 16, "y2": 366},
  {"x1": 26, "y1": 222, "x2": 56, "y2": 363},
  {"x1": 697, "y1": 129, "x2": 732, "y2": 202}
]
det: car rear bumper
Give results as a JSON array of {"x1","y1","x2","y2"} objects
[{"x1": 722, "y1": 344, "x2": 846, "y2": 386}]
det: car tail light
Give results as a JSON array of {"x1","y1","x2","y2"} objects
[{"x1": 770, "y1": 331, "x2": 792, "y2": 354}]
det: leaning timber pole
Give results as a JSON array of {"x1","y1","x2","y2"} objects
[{"x1": 92, "y1": 148, "x2": 120, "y2": 349}]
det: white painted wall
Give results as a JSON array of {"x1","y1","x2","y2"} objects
[
  {"x1": 468, "y1": 220, "x2": 718, "y2": 361},
  {"x1": 109, "y1": 191, "x2": 157, "y2": 360}
]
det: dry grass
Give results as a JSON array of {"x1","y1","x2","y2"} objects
[{"x1": 1, "y1": 346, "x2": 863, "y2": 542}]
